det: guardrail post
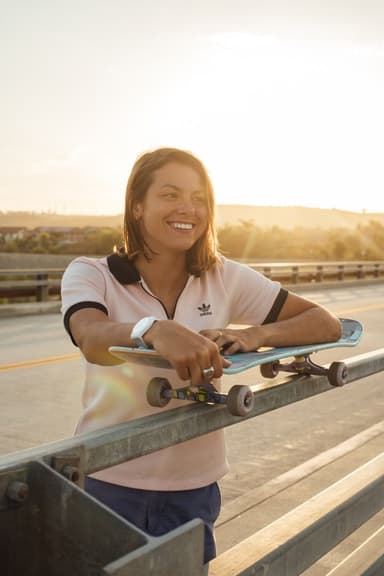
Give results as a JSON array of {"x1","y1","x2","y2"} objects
[
  {"x1": 338, "y1": 264, "x2": 345, "y2": 281},
  {"x1": 357, "y1": 264, "x2": 365, "y2": 279},
  {"x1": 316, "y1": 265, "x2": 323, "y2": 282},
  {"x1": 291, "y1": 265, "x2": 299, "y2": 283},
  {"x1": 36, "y1": 273, "x2": 49, "y2": 302},
  {"x1": 263, "y1": 266, "x2": 271, "y2": 279}
]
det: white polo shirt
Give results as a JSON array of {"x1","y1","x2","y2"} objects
[{"x1": 61, "y1": 253, "x2": 285, "y2": 491}]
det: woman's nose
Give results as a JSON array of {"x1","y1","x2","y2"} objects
[{"x1": 176, "y1": 197, "x2": 196, "y2": 214}]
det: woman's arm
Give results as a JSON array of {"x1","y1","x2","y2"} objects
[
  {"x1": 201, "y1": 292, "x2": 342, "y2": 356},
  {"x1": 69, "y1": 308, "x2": 230, "y2": 385},
  {"x1": 69, "y1": 308, "x2": 136, "y2": 365}
]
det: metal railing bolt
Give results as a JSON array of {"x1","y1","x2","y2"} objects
[
  {"x1": 62, "y1": 465, "x2": 80, "y2": 483},
  {"x1": 6, "y1": 481, "x2": 29, "y2": 503}
]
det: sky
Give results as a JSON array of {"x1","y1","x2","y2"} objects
[{"x1": 1, "y1": 0, "x2": 384, "y2": 215}]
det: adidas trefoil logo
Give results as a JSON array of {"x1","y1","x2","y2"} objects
[{"x1": 198, "y1": 303, "x2": 212, "y2": 317}]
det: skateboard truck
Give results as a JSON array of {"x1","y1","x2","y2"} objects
[
  {"x1": 146, "y1": 379, "x2": 255, "y2": 417},
  {"x1": 259, "y1": 356, "x2": 348, "y2": 387}
]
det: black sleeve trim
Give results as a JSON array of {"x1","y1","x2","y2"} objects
[
  {"x1": 63, "y1": 301, "x2": 108, "y2": 346},
  {"x1": 262, "y1": 288, "x2": 288, "y2": 324}
]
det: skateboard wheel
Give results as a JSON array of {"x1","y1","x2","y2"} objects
[
  {"x1": 227, "y1": 385, "x2": 254, "y2": 416},
  {"x1": 328, "y1": 362, "x2": 348, "y2": 387},
  {"x1": 260, "y1": 361, "x2": 280, "y2": 379},
  {"x1": 146, "y1": 377, "x2": 172, "y2": 407}
]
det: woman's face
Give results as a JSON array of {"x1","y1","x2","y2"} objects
[{"x1": 134, "y1": 162, "x2": 209, "y2": 255}]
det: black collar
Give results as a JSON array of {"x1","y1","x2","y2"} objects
[{"x1": 107, "y1": 253, "x2": 140, "y2": 285}]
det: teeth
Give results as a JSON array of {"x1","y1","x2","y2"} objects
[{"x1": 172, "y1": 223, "x2": 193, "y2": 230}]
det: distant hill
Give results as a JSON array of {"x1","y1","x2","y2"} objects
[
  {"x1": 216, "y1": 205, "x2": 384, "y2": 229},
  {"x1": 1, "y1": 206, "x2": 384, "y2": 230},
  {"x1": 0, "y1": 211, "x2": 123, "y2": 229}
]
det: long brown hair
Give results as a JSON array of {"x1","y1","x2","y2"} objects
[{"x1": 122, "y1": 147, "x2": 219, "y2": 276}]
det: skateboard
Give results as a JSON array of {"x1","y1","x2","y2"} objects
[{"x1": 109, "y1": 318, "x2": 362, "y2": 417}]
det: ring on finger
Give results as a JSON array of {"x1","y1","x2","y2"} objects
[{"x1": 201, "y1": 366, "x2": 215, "y2": 379}]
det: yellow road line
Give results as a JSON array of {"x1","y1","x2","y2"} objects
[
  {"x1": 336, "y1": 304, "x2": 384, "y2": 315},
  {"x1": 0, "y1": 353, "x2": 81, "y2": 372}
]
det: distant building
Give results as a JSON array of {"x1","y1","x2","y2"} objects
[
  {"x1": 33, "y1": 226, "x2": 82, "y2": 244},
  {"x1": 33, "y1": 226, "x2": 101, "y2": 246},
  {"x1": 0, "y1": 227, "x2": 27, "y2": 242},
  {"x1": 34, "y1": 226, "x2": 75, "y2": 234}
]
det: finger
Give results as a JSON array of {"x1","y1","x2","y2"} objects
[
  {"x1": 172, "y1": 359, "x2": 192, "y2": 381},
  {"x1": 219, "y1": 340, "x2": 232, "y2": 353},
  {"x1": 197, "y1": 353, "x2": 223, "y2": 385},
  {"x1": 217, "y1": 333, "x2": 236, "y2": 354},
  {"x1": 210, "y1": 354, "x2": 224, "y2": 378},
  {"x1": 189, "y1": 362, "x2": 204, "y2": 386},
  {"x1": 199, "y1": 329, "x2": 217, "y2": 341},
  {"x1": 221, "y1": 341, "x2": 241, "y2": 355}
]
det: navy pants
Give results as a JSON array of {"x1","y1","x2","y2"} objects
[{"x1": 85, "y1": 477, "x2": 221, "y2": 564}]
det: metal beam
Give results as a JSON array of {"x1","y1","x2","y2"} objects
[
  {"x1": 326, "y1": 524, "x2": 384, "y2": 576},
  {"x1": 0, "y1": 459, "x2": 204, "y2": 576},
  {"x1": 209, "y1": 452, "x2": 384, "y2": 576}
]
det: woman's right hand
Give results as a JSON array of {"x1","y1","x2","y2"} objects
[{"x1": 144, "y1": 320, "x2": 231, "y2": 386}]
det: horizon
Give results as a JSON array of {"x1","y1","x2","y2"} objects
[{"x1": 1, "y1": 204, "x2": 384, "y2": 218}]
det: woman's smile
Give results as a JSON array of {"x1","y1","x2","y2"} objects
[{"x1": 168, "y1": 221, "x2": 195, "y2": 231}]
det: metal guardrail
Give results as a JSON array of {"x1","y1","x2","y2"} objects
[
  {"x1": 0, "y1": 268, "x2": 63, "y2": 301},
  {"x1": 250, "y1": 261, "x2": 384, "y2": 284},
  {"x1": 211, "y1": 450, "x2": 384, "y2": 576},
  {"x1": 1, "y1": 349, "x2": 384, "y2": 575},
  {"x1": 1, "y1": 261, "x2": 384, "y2": 303}
]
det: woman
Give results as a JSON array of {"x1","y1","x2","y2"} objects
[{"x1": 61, "y1": 147, "x2": 341, "y2": 565}]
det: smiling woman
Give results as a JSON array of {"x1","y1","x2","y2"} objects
[
  {"x1": 60, "y1": 146, "x2": 341, "y2": 567},
  {"x1": 123, "y1": 149, "x2": 217, "y2": 277}
]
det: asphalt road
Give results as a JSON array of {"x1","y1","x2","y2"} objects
[{"x1": 0, "y1": 282, "x2": 383, "y2": 508}]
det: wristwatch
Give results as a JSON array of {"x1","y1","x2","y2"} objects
[{"x1": 130, "y1": 316, "x2": 159, "y2": 348}]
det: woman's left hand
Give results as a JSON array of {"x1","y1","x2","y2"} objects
[{"x1": 200, "y1": 327, "x2": 258, "y2": 355}]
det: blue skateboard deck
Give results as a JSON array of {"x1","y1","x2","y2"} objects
[
  {"x1": 223, "y1": 317, "x2": 362, "y2": 374},
  {"x1": 109, "y1": 318, "x2": 362, "y2": 374}
]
